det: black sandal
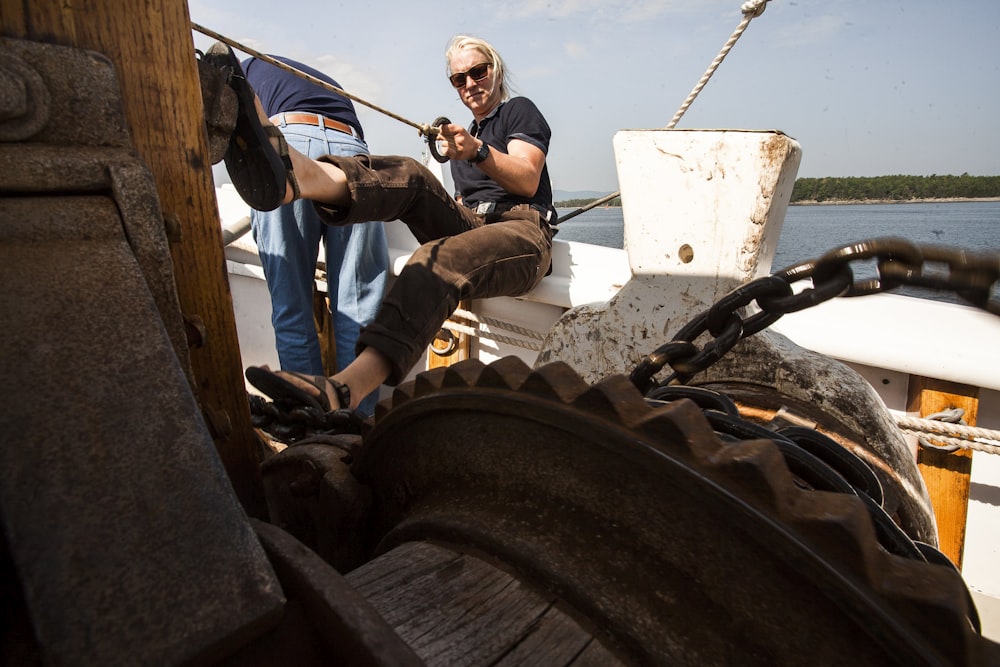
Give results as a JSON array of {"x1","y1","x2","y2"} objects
[
  {"x1": 245, "y1": 366, "x2": 350, "y2": 412},
  {"x1": 201, "y1": 42, "x2": 300, "y2": 211},
  {"x1": 195, "y1": 53, "x2": 237, "y2": 166}
]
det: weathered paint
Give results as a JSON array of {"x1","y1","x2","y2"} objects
[{"x1": 537, "y1": 129, "x2": 801, "y2": 382}]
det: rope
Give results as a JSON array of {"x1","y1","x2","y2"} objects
[
  {"x1": 191, "y1": 22, "x2": 438, "y2": 140},
  {"x1": 891, "y1": 411, "x2": 1000, "y2": 456},
  {"x1": 665, "y1": 0, "x2": 770, "y2": 130},
  {"x1": 453, "y1": 307, "x2": 548, "y2": 341},
  {"x1": 440, "y1": 308, "x2": 547, "y2": 352},
  {"x1": 440, "y1": 320, "x2": 542, "y2": 352},
  {"x1": 558, "y1": 0, "x2": 771, "y2": 224}
]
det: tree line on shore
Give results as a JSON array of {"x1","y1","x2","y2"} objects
[
  {"x1": 554, "y1": 174, "x2": 1000, "y2": 208},
  {"x1": 556, "y1": 196, "x2": 623, "y2": 208},
  {"x1": 790, "y1": 174, "x2": 1000, "y2": 202}
]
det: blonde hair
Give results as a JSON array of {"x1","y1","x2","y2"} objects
[{"x1": 445, "y1": 35, "x2": 512, "y2": 101}]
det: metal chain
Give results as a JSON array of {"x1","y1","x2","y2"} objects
[
  {"x1": 629, "y1": 238, "x2": 1000, "y2": 393},
  {"x1": 249, "y1": 394, "x2": 366, "y2": 443}
]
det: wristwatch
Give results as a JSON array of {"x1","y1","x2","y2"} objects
[{"x1": 469, "y1": 141, "x2": 490, "y2": 164}]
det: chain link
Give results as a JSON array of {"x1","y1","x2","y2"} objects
[
  {"x1": 249, "y1": 394, "x2": 366, "y2": 443},
  {"x1": 629, "y1": 238, "x2": 1000, "y2": 392}
]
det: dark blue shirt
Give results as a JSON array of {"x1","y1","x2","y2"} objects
[
  {"x1": 450, "y1": 97, "x2": 555, "y2": 220},
  {"x1": 242, "y1": 56, "x2": 364, "y2": 141}
]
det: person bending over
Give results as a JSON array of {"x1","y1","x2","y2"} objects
[{"x1": 243, "y1": 55, "x2": 388, "y2": 416}]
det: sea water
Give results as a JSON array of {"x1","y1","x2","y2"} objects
[{"x1": 555, "y1": 201, "x2": 1000, "y2": 304}]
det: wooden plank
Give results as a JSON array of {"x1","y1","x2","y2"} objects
[
  {"x1": 570, "y1": 640, "x2": 627, "y2": 666},
  {"x1": 495, "y1": 613, "x2": 618, "y2": 666},
  {"x1": 2, "y1": 0, "x2": 266, "y2": 516},
  {"x1": 348, "y1": 541, "x2": 622, "y2": 665},
  {"x1": 907, "y1": 375, "x2": 978, "y2": 569},
  {"x1": 353, "y1": 542, "x2": 554, "y2": 661}
]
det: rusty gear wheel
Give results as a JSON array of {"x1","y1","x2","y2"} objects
[{"x1": 350, "y1": 357, "x2": 992, "y2": 666}]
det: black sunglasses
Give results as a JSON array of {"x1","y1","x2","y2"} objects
[{"x1": 449, "y1": 62, "x2": 491, "y2": 88}]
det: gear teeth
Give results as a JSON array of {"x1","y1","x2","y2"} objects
[
  {"x1": 697, "y1": 431, "x2": 900, "y2": 582},
  {"x1": 387, "y1": 360, "x2": 624, "y2": 415},
  {"x1": 378, "y1": 358, "x2": 530, "y2": 419},
  {"x1": 565, "y1": 374, "x2": 653, "y2": 427},
  {"x1": 378, "y1": 384, "x2": 413, "y2": 420},
  {"x1": 438, "y1": 360, "x2": 491, "y2": 389},
  {"x1": 412, "y1": 365, "x2": 461, "y2": 395},
  {"x1": 360, "y1": 355, "x2": 986, "y2": 663},
  {"x1": 408, "y1": 361, "x2": 488, "y2": 401},
  {"x1": 474, "y1": 356, "x2": 534, "y2": 390},
  {"x1": 516, "y1": 360, "x2": 593, "y2": 404},
  {"x1": 635, "y1": 399, "x2": 729, "y2": 460},
  {"x1": 702, "y1": 437, "x2": 799, "y2": 510},
  {"x1": 783, "y1": 486, "x2": 885, "y2": 577},
  {"x1": 877, "y1": 558, "x2": 982, "y2": 657},
  {"x1": 697, "y1": 433, "x2": 981, "y2": 638}
]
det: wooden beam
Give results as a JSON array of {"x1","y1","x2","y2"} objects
[
  {"x1": 2, "y1": 0, "x2": 267, "y2": 517},
  {"x1": 427, "y1": 301, "x2": 472, "y2": 370},
  {"x1": 907, "y1": 376, "x2": 978, "y2": 569},
  {"x1": 314, "y1": 288, "x2": 339, "y2": 374}
]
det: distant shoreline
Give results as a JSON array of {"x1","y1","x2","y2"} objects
[
  {"x1": 556, "y1": 197, "x2": 1000, "y2": 209},
  {"x1": 791, "y1": 197, "x2": 1000, "y2": 206}
]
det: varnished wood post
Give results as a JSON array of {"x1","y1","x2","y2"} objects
[
  {"x1": 427, "y1": 300, "x2": 472, "y2": 369},
  {"x1": 907, "y1": 376, "x2": 978, "y2": 569},
  {"x1": 314, "y1": 288, "x2": 339, "y2": 374},
  {"x1": 1, "y1": 0, "x2": 267, "y2": 518}
]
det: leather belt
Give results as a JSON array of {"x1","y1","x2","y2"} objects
[
  {"x1": 269, "y1": 112, "x2": 357, "y2": 137},
  {"x1": 475, "y1": 201, "x2": 553, "y2": 223}
]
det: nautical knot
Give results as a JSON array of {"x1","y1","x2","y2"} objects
[{"x1": 742, "y1": 0, "x2": 769, "y2": 19}]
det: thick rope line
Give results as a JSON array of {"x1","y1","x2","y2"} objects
[
  {"x1": 441, "y1": 319, "x2": 542, "y2": 352},
  {"x1": 559, "y1": 0, "x2": 771, "y2": 224},
  {"x1": 892, "y1": 412, "x2": 1000, "y2": 455},
  {"x1": 453, "y1": 307, "x2": 548, "y2": 341},
  {"x1": 191, "y1": 22, "x2": 437, "y2": 140}
]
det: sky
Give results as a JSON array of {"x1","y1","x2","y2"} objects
[{"x1": 190, "y1": 0, "x2": 1000, "y2": 194}]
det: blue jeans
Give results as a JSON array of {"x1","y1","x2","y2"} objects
[{"x1": 251, "y1": 121, "x2": 388, "y2": 416}]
